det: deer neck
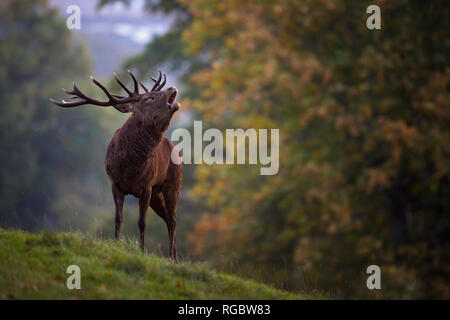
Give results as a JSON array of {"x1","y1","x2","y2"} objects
[{"x1": 118, "y1": 114, "x2": 163, "y2": 165}]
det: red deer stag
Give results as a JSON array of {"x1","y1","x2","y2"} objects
[{"x1": 50, "y1": 70, "x2": 182, "y2": 260}]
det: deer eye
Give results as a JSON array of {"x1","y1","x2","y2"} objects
[{"x1": 144, "y1": 96, "x2": 154, "y2": 103}]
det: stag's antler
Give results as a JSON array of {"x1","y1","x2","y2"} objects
[
  {"x1": 49, "y1": 70, "x2": 167, "y2": 109},
  {"x1": 49, "y1": 71, "x2": 142, "y2": 108}
]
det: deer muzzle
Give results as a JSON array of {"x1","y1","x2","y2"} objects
[{"x1": 166, "y1": 87, "x2": 179, "y2": 112}]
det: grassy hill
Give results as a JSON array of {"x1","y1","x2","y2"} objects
[{"x1": 0, "y1": 229, "x2": 309, "y2": 299}]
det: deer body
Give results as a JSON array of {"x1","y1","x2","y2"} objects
[
  {"x1": 51, "y1": 70, "x2": 181, "y2": 260},
  {"x1": 106, "y1": 115, "x2": 175, "y2": 197},
  {"x1": 106, "y1": 115, "x2": 182, "y2": 259}
]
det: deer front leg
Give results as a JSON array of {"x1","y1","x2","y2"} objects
[
  {"x1": 138, "y1": 189, "x2": 151, "y2": 251},
  {"x1": 112, "y1": 185, "x2": 124, "y2": 240}
]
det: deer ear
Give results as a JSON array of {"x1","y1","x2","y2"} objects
[{"x1": 113, "y1": 103, "x2": 134, "y2": 113}]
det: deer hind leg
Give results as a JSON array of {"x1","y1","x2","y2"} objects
[
  {"x1": 162, "y1": 186, "x2": 179, "y2": 262},
  {"x1": 149, "y1": 192, "x2": 175, "y2": 260},
  {"x1": 138, "y1": 189, "x2": 151, "y2": 251},
  {"x1": 112, "y1": 185, "x2": 124, "y2": 240}
]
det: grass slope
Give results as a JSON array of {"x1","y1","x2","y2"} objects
[{"x1": 0, "y1": 229, "x2": 307, "y2": 299}]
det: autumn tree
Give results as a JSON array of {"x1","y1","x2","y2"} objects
[{"x1": 182, "y1": 0, "x2": 450, "y2": 298}]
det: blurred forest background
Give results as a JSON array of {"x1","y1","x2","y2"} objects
[{"x1": 0, "y1": 0, "x2": 448, "y2": 299}]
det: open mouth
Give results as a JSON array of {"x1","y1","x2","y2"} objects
[
  {"x1": 166, "y1": 88, "x2": 179, "y2": 112},
  {"x1": 168, "y1": 90, "x2": 177, "y2": 105}
]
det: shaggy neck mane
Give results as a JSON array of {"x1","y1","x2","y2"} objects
[{"x1": 117, "y1": 113, "x2": 163, "y2": 166}]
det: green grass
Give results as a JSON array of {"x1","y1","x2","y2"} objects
[{"x1": 0, "y1": 229, "x2": 310, "y2": 299}]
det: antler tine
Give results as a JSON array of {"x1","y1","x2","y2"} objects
[
  {"x1": 128, "y1": 70, "x2": 139, "y2": 95},
  {"x1": 62, "y1": 82, "x2": 110, "y2": 106},
  {"x1": 140, "y1": 82, "x2": 149, "y2": 93},
  {"x1": 156, "y1": 72, "x2": 166, "y2": 91},
  {"x1": 151, "y1": 71, "x2": 162, "y2": 91},
  {"x1": 113, "y1": 72, "x2": 132, "y2": 96},
  {"x1": 90, "y1": 75, "x2": 116, "y2": 101},
  {"x1": 49, "y1": 98, "x2": 89, "y2": 108}
]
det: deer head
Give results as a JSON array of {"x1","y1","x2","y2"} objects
[{"x1": 50, "y1": 70, "x2": 180, "y2": 132}]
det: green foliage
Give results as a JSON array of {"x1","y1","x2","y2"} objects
[
  {"x1": 0, "y1": 0, "x2": 113, "y2": 230},
  {"x1": 0, "y1": 229, "x2": 311, "y2": 299}
]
